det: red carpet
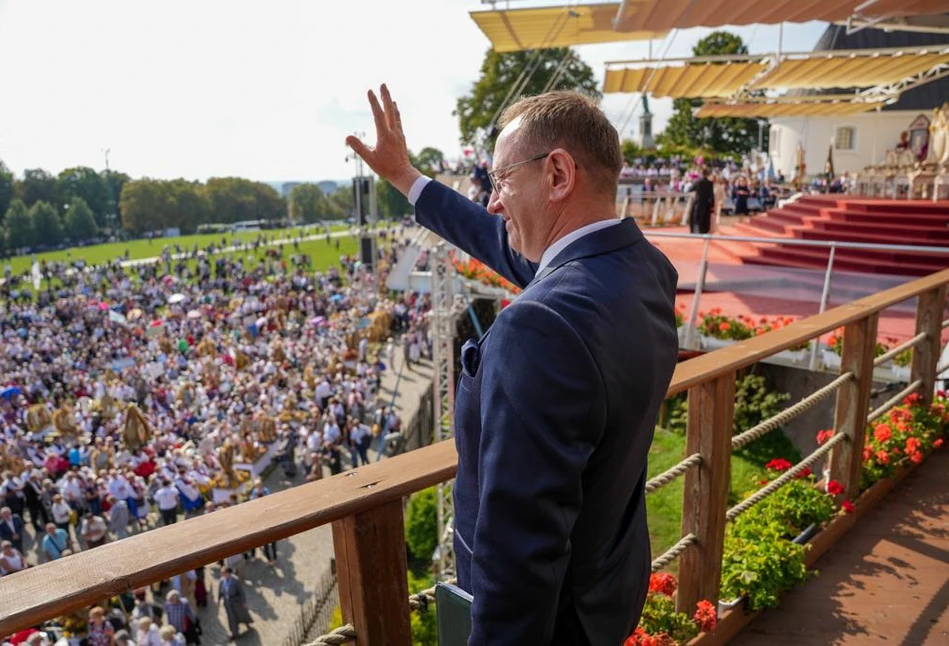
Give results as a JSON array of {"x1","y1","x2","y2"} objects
[{"x1": 725, "y1": 196, "x2": 949, "y2": 276}]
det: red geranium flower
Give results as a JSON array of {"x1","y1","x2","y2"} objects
[
  {"x1": 935, "y1": 438, "x2": 944, "y2": 448},
  {"x1": 826, "y1": 480, "x2": 845, "y2": 496},
  {"x1": 816, "y1": 429, "x2": 834, "y2": 445},
  {"x1": 648, "y1": 572, "x2": 677, "y2": 596},
  {"x1": 765, "y1": 458, "x2": 792, "y2": 472},
  {"x1": 873, "y1": 424, "x2": 892, "y2": 444},
  {"x1": 794, "y1": 467, "x2": 812, "y2": 479},
  {"x1": 693, "y1": 600, "x2": 717, "y2": 633},
  {"x1": 841, "y1": 499, "x2": 855, "y2": 514}
]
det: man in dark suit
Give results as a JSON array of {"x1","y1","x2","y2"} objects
[
  {"x1": 218, "y1": 565, "x2": 253, "y2": 641},
  {"x1": 0, "y1": 506, "x2": 26, "y2": 553},
  {"x1": 690, "y1": 167, "x2": 714, "y2": 234},
  {"x1": 347, "y1": 85, "x2": 678, "y2": 644}
]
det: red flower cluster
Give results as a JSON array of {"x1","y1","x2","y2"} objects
[
  {"x1": 841, "y1": 499, "x2": 855, "y2": 514},
  {"x1": 450, "y1": 254, "x2": 522, "y2": 294},
  {"x1": 826, "y1": 480, "x2": 845, "y2": 496},
  {"x1": 648, "y1": 572, "x2": 677, "y2": 596},
  {"x1": 624, "y1": 628, "x2": 677, "y2": 646},
  {"x1": 765, "y1": 458, "x2": 792, "y2": 472},
  {"x1": 816, "y1": 429, "x2": 834, "y2": 445},
  {"x1": 794, "y1": 467, "x2": 812, "y2": 479},
  {"x1": 693, "y1": 600, "x2": 717, "y2": 633}
]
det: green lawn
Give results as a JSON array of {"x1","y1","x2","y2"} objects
[
  {"x1": 646, "y1": 425, "x2": 802, "y2": 574},
  {"x1": 4, "y1": 223, "x2": 354, "y2": 275}
]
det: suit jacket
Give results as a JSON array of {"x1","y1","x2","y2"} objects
[
  {"x1": 0, "y1": 515, "x2": 25, "y2": 545},
  {"x1": 692, "y1": 177, "x2": 714, "y2": 206},
  {"x1": 218, "y1": 576, "x2": 246, "y2": 606},
  {"x1": 415, "y1": 181, "x2": 678, "y2": 645}
]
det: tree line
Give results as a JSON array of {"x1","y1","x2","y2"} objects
[{"x1": 0, "y1": 161, "x2": 437, "y2": 254}]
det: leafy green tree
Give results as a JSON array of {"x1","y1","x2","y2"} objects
[
  {"x1": 64, "y1": 197, "x2": 99, "y2": 242},
  {"x1": 621, "y1": 139, "x2": 645, "y2": 163},
  {"x1": 56, "y1": 167, "x2": 110, "y2": 226},
  {"x1": 167, "y1": 179, "x2": 210, "y2": 234},
  {"x1": 16, "y1": 169, "x2": 59, "y2": 209},
  {"x1": 455, "y1": 48, "x2": 600, "y2": 149},
  {"x1": 0, "y1": 160, "x2": 14, "y2": 220},
  {"x1": 119, "y1": 179, "x2": 170, "y2": 234},
  {"x1": 4, "y1": 199, "x2": 32, "y2": 250},
  {"x1": 102, "y1": 170, "x2": 130, "y2": 229},
  {"x1": 205, "y1": 177, "x2": 287, "y2": 224},
  {"x1": 289, "y1": 183, "x2": 328, "y2": 224},
  {"x1": 404, "y1": 487, "x2": 438, "y2": 566},
  {"x1": 29, "y1": 201, "x2": 63, "y2": 247},
  {"x1": 324, "y1": 186, "x2": 354, "y2": 220},
  {"x1": 659, "y1": 31, "x2": 763, "y2": 157},
  {"x1": 415, "y1": 147, "x2": 445, "y2": 176}
]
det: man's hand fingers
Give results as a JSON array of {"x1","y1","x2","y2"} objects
[
  {"x1": 381, "y1": 84, "x2": 397, "y2": 131},
  {"x1": 367, "y1": 90, "x2": 388, "y2": 140},
  {"x1": 393, "y1": 101, "x2": 403, "y2": 132},
  {"x1": 346, "y1": 135, "x2": 372, "y2": 160}
]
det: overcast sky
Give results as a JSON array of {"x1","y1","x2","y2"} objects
[{"x1": 0, "y1": 1, "x2": 827, "y2": 183}]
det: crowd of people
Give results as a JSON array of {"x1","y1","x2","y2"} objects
[{"x1": 0, "y1": 225, "x2": 434, "y2": 645}]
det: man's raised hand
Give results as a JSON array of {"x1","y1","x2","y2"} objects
[{"x1": 346, "y1": 84, "x2": 422, "y2": 196}]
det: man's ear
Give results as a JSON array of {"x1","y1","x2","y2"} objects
[{"x1": 546, "y1": 149, "x2": 576, "y2": 203}]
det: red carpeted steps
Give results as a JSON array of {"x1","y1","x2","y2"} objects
[{"x1": 730, "y1": 196, "x2": 949, "y2": 276}]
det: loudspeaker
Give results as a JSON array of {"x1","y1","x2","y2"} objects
[
  {"x1": 352, "y1": 177, "x2": 372, "y2": 225},
  {"x1": 360, "y1": 236, "x2": 376, "y2": 269}
]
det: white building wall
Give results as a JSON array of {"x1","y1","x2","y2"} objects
[{"x1": 769, "y1": 110, "x2": 923, "y2": 179}]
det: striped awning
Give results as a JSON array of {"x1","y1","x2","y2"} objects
[
  {"x1": 603, "y1": 46, "x2": 949, "y2": 98},
  {"x1": 696, "y1": 98, "x2": 886, "y2": 118},
  {"x1": 468, "y1": 4, "x2": 662, "y2": 53},
  {"x1": 603, "y1": 60, "x2": 766, "y2": 98},
  {"x1": 757, "y1": 47, "x2": 949, "y2": 90},
  {"x1": 614, "y1": 0, "x2": 949, "y2": 32}
]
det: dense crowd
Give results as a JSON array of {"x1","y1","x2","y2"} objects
[{"x1": 0, "y1": 227, "x2": 433, "y2": 645}]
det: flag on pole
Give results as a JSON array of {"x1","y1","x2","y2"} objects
[{"x1": 31, "y1": 261, "x2": 41, "y2": 290}]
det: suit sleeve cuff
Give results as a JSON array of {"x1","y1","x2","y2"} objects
[{"x1": 407, "y1": 176, "x2": 432, "y2": 206}]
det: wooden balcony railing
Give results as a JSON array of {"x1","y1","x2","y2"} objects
[{"x1": 2, "y1": 267, "x2": 948, "y2": 644}]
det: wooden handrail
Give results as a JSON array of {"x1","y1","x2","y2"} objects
[
  {"x1": 669, "y1": 267, "x2": 949, "y2": 397},
  {"x1": 1, "y1": 267, "x2": 948, "y2": 637},
  {"x1": 0, "y1": 441, "x2": 456, "y2": 634}
]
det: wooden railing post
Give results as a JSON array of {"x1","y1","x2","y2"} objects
[
  {"x1": 677, "y1": 373, "x2": 735, "y2": 614},
  {"x1": 332, "y1": 500, "x2": 412, "y2": 645},
  {"x1": 911, "y1": 285, "x2": 948, "y2": 405},
  {"x1": 829, "y1": 314, "x2": 879, "y2": 500}
]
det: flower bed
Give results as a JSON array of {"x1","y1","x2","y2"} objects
[
  {"x1": 450, "y1": 254, "x2": 521, "y2": 294},
  {"x1": 686, "y1": 392, "x2": 949, "y2": 645},
  {"x1": 625, "y1": 574, "x2": 716, "y2": 646}
]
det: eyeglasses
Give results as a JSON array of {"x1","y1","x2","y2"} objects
[{"x1": 487, "y1": 152, "x2": 550, "y2": 194}]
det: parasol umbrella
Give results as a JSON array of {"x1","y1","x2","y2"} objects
[
  {"x1": 0, "y1": 386, "x2": 22, "y2": 399},
  {"x1": 128, "y1": 308, "x2": 143, "y2": 321},
  {"x1": 187, "y1": 309, "x2": 203, "y2": 320},
  {"x1": 168, "y1": 293, "x2": 187, "y2": 305}
]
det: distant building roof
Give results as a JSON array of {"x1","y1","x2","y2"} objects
[{"x1": 805, "y1": 23, "x2": 949, "y2": 112}]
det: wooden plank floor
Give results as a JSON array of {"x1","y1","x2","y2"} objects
[{"x1": 731, "y1": 447, "x2": 949, "y2": 645}]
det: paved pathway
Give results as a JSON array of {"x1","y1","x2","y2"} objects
[
  {"x1": 193, "y1": 352, "x2": 434, "y2": 646},
  {"x1": 732, "y1": 447, "x2": 949, "y2": 645}
]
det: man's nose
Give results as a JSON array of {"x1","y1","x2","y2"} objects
[{"x1": 486, "y1": 189, "x2": 502, "y2": 215}]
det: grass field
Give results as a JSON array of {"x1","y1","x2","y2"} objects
[
  {"x1": 4, "y1": 223, "x2": 355, "y2": 275},
  {"x1": 646, "y1": 425, "x2": 802, "y2": 574}
]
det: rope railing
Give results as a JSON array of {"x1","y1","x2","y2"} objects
[
  {"x1": 304, "y1": 579, "x2": 448, "y2": 644},
  {"x1": 304, "y1": 624, "x2": 357, "y2": 645},
  {"x1": 651, "y1": 533, "x2": 697, "y2": 572},
  {"x1": 645, "y1": 453, "x2": 702, "y2": 494},
  {"x1": 874, "y1": 332, "x2": 927, "y2": 367},
  {"x1": 867, "y1": 379, "x2": 923, "y2": 424},
  {"x1": 731, "y1": 373, "x2": 854, "y2": 451},
  {"x1": 726, "y1": 433, "x2": 846, "y2": 522}
]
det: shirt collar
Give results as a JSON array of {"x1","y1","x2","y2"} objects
[{"x1": 536, "y1": 219, "x2": 622, "y2": 275}]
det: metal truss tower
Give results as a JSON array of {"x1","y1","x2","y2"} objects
[{"x1": 431, "y1": 242, "x2": 457, "y2": 578}]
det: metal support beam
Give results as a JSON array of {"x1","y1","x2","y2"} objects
[{"x1": 431, "y1": 243, "x2": 457, "y2": 579}]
